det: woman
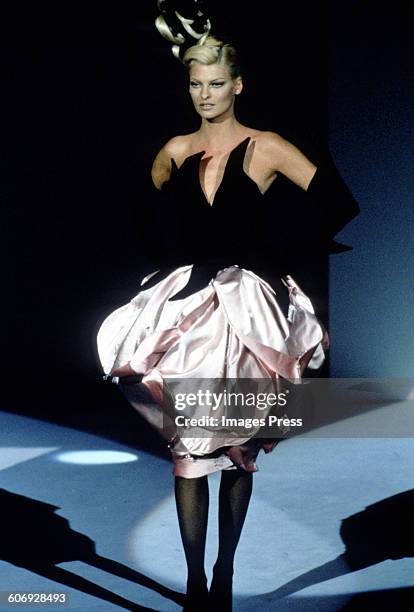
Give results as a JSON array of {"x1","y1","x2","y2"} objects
[{"x1": 97, "y1": 27, "x2": 359, "y2": 612}]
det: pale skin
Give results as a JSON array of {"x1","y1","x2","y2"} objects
[
  {"x1": 151, "y1": 62, "x2": 317, "y2": 204},
  {"x1": 112, "y1": 62, "x2": 316, "y2": 382}
]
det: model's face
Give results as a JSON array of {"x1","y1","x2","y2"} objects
[{"x1": 188, "y1": 62, "x2": 242, "y2": 121}]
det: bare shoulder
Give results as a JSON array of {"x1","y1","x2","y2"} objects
[
  {"x1": 151, "y1": 134, "x2": 193, "y2": 190},
  {"x1": 163, "y1": 134, "x2": 193, "y2": 159},
  {"x1": 251, "y1": 131, "x2": 316, "y2": 190},
  {"x1": 252, "y1": 131, "x2": 297, "y2": 157}
]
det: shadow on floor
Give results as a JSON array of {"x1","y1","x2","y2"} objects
[
  {"x1": 1, "y1": 488, "x2": 184, "y2": 611},
  {"x1": 246, "y1": 489, "x2": 414, "y2": 607},
  {"x1": 342, "y1": 586, "x2": 414, "y2": 610},
  {"x1": 239, "y1": 587, "x2": 414, "y2": 612}
]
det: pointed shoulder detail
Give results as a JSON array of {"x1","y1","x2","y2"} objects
[{"x1": 151, "y1": 135, "x2": 193, "y2": 190}]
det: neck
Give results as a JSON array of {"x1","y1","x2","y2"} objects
[{"x1": 198, "y1": 115, "x2": 245, "y2": 152}]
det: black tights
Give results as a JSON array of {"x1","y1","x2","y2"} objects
[{"x1": 174, "y1": 469, "x2": 253, "y2": 607}]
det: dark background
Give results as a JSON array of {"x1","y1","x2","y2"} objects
[
  {"x1": 1, "y1": 1, "x2": 412, "y2": 438},
  {"x1": 328, "y1": 1, "x2": 414, "y2": 377}
]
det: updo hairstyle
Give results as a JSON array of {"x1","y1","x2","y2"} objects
[
  {"x1": 155, "y1": 1, "x2": 241, "y2": 78},
  {"x1": 183, "y1": 37, "x2": 241, "y2": 79}
]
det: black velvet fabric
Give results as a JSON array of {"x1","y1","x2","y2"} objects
[{"x1": 138, "y1": 138, "x2": 359, "y2": 301}]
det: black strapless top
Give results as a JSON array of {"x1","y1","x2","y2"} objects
[
  {"x1": 161, "y1": 137, "x2": 267, "y2": 267},
  {"x1": 144, "y1": 136, "x2": 359, "y2": 284}
]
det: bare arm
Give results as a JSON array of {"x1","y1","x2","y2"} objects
[
  {"x1": 151, "y1": 147, "x2": 171, "y2": 190},
  {"x1": 151, "y1": 135, "x2": 189, "y2": 190},
  {"x1": 257, "y1": 132, "x2": 317, "y2": 191},
  {"x1": 256, "y1": 131, "x2": 359, "y2": 241}
]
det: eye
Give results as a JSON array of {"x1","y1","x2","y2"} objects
[
  {"x1": 211, "y1": 82, "x2": 225, "y2": 87},
  {"x1": 190, "y1": 81, "x2": 201, "y2": 88}
]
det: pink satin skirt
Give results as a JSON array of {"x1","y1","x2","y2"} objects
[{"x1": 97, "y1": 265, "x2": 328, "y2": 477}]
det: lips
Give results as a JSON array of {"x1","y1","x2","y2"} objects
[{"x1": 200, "y1": 104, "x2": 214, "y2": 108}]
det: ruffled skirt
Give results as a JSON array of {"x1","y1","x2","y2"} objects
[{"x1": 97, "y1": 265, "x2": 328, "y2": 477}]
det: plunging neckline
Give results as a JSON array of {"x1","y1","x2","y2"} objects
[
  {"x1": 169, "y1": 136, "x2": 278, "y2": 208},
  {"x1": 198, "y1": 136, "x2": 252, "y2": 207}
]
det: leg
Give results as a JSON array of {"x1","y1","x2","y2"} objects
[
  {"x1": 174, "y1": 475, "x2": 209, "y2": 610},
  {"x1": 210, "y1": 468, "x2": 253, "y2": 609}
]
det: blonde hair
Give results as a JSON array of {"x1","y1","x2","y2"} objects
[
  {"x1": 183, "y1": 37, "x2": 241, "y2": 79},
  {"x1": 155, "y1": 1, "x2": 211, "y2": 60},
  {"x1": 155, "y1": 3, "x2": 241, "y2": 78}
]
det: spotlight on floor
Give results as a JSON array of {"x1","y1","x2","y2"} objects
[{"x1": 55, "y1": 450, "x2": 138, "y2": 465}]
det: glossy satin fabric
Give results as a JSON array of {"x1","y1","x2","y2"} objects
[
  {"x1": 97, "y1": 265, "x2": 327, "y2": 463},
  {"x1": 97, "y1": 136, "x2": 332, "y2": 476}
]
